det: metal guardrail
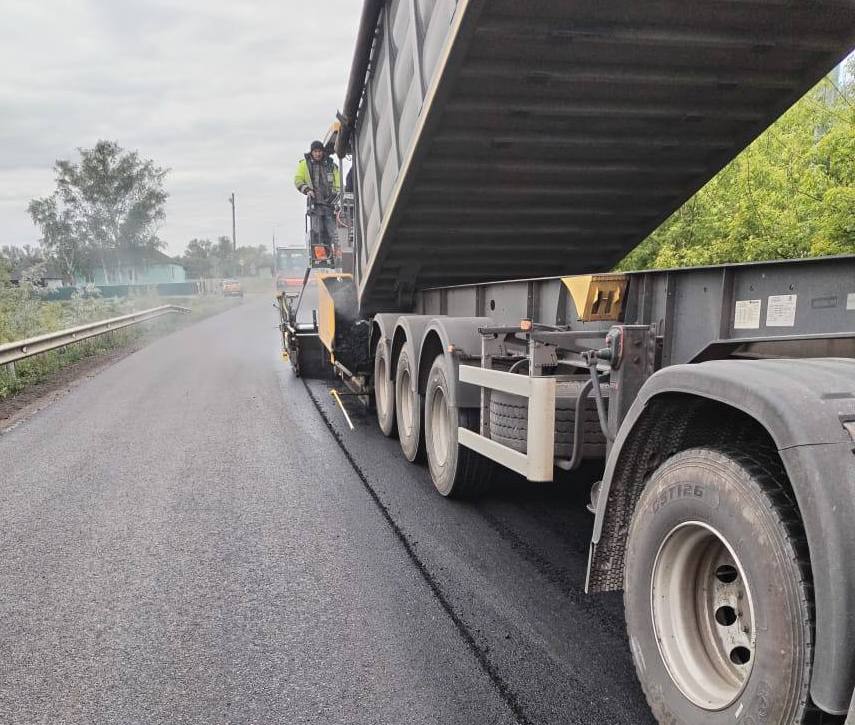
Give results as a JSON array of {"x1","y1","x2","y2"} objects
[{"x1": 0, "y1": 305, "x2": 191, "y2": 367}]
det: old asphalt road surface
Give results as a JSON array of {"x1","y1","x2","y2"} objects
[{"x1": 0, "y1": 297, "x2": 654, "y2": 725}]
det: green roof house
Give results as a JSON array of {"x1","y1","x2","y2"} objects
[{"x1": 77, "y1": 248, "x2": 186, "y2": 286}]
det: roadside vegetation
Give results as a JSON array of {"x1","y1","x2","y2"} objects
[
  {"x1": 0, "y1": 280, "x2": 238, "y2": 401},
  {"x1": 620, "y1": 65, "x2": 854, "y2": 270},
  {"x1": 0, "y1": 140, "x2": 260, "y2": 402}
]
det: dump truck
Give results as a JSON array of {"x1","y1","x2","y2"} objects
[{"x1": 279, "y1": 2, "x2": 855, "y2": 722}]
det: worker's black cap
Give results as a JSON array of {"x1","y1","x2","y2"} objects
[{"x1": 310, "y1": 140, "x2": 324, "y2": 151}]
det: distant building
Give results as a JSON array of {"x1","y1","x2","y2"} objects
[
  {"x1": 76, "y1": 248, "x2": 186, "y2": 286},
  {"x1": 9, "y1": 264, "x2": 65, "y2": 289}
]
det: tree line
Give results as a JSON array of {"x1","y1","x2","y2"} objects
[
  {"x1": 619, "y1": 62, "x2": 854, "y2": 270},
  {"x1": 177, "y1": 238, "x2": 273, "y2": 279},
  {"x1": 0, "y1": 238, "x2": 274, "y2": 285},
  {"x1": 1, "y1": 140, "x2": 272, "y2": 285}
]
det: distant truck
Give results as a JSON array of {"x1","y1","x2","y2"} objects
[
  {"x1": 279, "y1": 2, "x2": 855, "y2": 723},
  {"x1": 274, "y1": 246, "x2": 309, "y2": 292}
]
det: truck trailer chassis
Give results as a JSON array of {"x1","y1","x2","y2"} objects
[
  {"x1": 281, "y1": 258, "x2": 855, "y2": 721},
  {"x1": 280, "y1": 0, "x2": 855, "y2": 721}
]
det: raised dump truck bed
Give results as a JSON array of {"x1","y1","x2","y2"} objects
[{"x1": 339, "y1": 0, "x2": 855, "y2": 312}]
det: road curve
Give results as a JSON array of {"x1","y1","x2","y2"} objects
[{"x1": 0, "y1": 297, "x2": 653, "y2": 724}]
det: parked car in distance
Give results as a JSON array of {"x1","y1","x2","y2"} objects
[{"x1": 222, "y1": 279, "x2": 243, "y2": 298}]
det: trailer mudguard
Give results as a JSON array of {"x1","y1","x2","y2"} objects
[
  {"x1": 418, "y1": 317, "x2": 492, "y2": 408},
  {"x1": 589, "y1": 358, "x2": 855, "y2": 714},
  {"x1": 390, "y1": 316, "x2": 436, "y2": 394},
  {"x1": 370, "y1": 313, "x2": 400, "y2": 380}
]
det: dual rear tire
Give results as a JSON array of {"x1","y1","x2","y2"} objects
[
  {"x1": 383, "y1": 345, "x2": 492, "y2": 497},
  {"x1": 374, "y1": 339, "x2": 396, "y2": 437},
  {"x1": 625, "y1": 448, "x2": 815, "y2": 724},
  {"x1": 424, "y1": 355, "x2": 494, "y2": 498},
  {"x1": 394, "y1": 348, "x2": 423, "y2": 462}
]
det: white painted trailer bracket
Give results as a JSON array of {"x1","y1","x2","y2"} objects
[{"x1": 458, "y1": 365, "x2": 556, "y2": 482}]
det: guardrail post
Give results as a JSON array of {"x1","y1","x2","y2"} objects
[{"x1": 7, "y1": 362, "x2": 16, "y2": 380}]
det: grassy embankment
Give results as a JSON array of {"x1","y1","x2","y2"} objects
[{"x1": 0, "y1": 287, "x2": 240, "y2": 400}]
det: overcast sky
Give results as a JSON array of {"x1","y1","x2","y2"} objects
[{"x1": 0, "y1": 0, "x2": 362, "y2": 255}]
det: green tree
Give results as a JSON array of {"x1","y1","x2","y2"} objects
[
  {"x1": 178, "y1": 239, "x2": 276, "y2": 279},
  {"x1": 0, "y1": 244, "x2": 44, "y2": 271},
  {"x1": 619, "y1": 66, "x2": 854, "y2": 270},
  {"x1": 233, "y1": 245, "x2": 274, "y2": 276},
  {"x1": 180, "y1": 238, "x2": 215, "y2": 279},
  {"x1": 27, "y1": 196, "x2": 79, "y2": 283},
  {"x1": 214, "y1": 236, "x2": 234, "y2": 276},
  {"x1": 28, "y1": 140, "x2": 169, "y2": 283}
]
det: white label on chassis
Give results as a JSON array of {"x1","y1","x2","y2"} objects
[
  {"x1": 734, "y1": 299, "x2": 761, "y2": 329},
  {"x1": 847, "y1": 293, "x2": 855, "y2": 311},
  {"x1": 766, "y1": 294, "x2": 797, "y2": 327}
]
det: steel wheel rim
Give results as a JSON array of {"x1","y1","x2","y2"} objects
[
  {"x1": 376, "y1": 355, "x2": 388, "y2": 416},
  {"x1": 650, "y1": 521, "x2": 756, "y2": 711},
  {"x1": 400, "y1": 369, "x2": 413, "y2": 436},
  {"x1": 430, "y1": 385, "x2": 450, "y2": 467}
]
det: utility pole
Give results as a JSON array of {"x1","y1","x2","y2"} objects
[{"x1": 228, "y1": 192, "x2": 236, "y2": 252}]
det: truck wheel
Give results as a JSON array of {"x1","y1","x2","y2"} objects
[
  {"x1": 374, "y1": 339, "x2": 396, "y2": 437},
  {"x1": 424, "y1": 356, "x2": 494, "y2": 498},
  {"x1": 394, "y1": 348, "x2": 423, "y2": 462},
  {"x1": 489, "y1": 382, "x2": 606, "y2": 459},
  {"x1": 624, "y1": 447, "x2": 813, "y2": 725}
]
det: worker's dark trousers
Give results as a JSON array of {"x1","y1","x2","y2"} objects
[{"x1": 309, "y1": 208, "x2": 337, "y2": 250}]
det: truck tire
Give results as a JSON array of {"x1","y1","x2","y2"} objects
[
  {"x1": 424, "y1": 355, "x2": 494, "y2": 498},
  {"x1": 374, "y1": 339, "x2": 396, "y2": 437},
  {"x1": 624, "y1": 447, "x2": 814, "y2": 725},
  {"x1": 394, "y1": 348, "x2": 423, "y2": 462},
  {"x1": 489, "y1": 381, "x2": 606, "y2": 459}
]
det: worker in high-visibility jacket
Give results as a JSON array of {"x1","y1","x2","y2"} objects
[{"x1": 295, "y1": 141, "x2": 341, "y2": 267}]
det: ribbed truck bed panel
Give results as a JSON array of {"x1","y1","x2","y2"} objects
[{"x1": 349, "y1": 0, "x2": 855, "y2": 313}]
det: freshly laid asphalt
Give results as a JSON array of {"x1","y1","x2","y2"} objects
[{"x1": 0, "y1": 297, "x2": 654, "y2": 724}]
